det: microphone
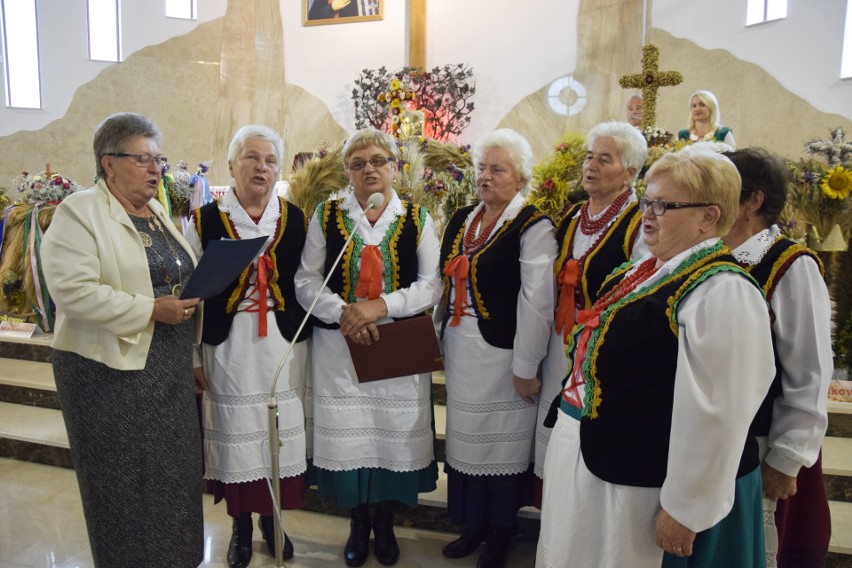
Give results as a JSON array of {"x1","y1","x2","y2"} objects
[{"x1": 263, "y1": 190, "x2": 385, "y2": 566}]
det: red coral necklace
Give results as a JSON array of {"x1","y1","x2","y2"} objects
[
  {"x1": 463, "y1": 206, "x2": 506, "y2": 251},
  {"x1": 578, "y1": 190, "x2": 630, "y2": 235}
]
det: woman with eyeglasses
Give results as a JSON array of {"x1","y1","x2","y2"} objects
[
  {"x1": 722, "y1": 148, "x2": 833, "y2": 568},
  {"x1": 295, "y1": 127, "x2": 442, "y2": 567},
  {"x1": 41, "y1": 112, "x2": 203, "y2": 568},
  {"x1": 537, "y1": 148, "x2": 775, "y2": 568},
  {"x1": 535, "y1": 121, "x2": 648, "y2": 505},
  {"x1": 184, "y1": 125, "x2": 311, "y2": 568},
  {"x1": 436, "y1": 128, "x2": 557, "y2": 568}
]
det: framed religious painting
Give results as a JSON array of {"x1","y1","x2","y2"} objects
[{"x1": 303, "y1": 0, "x2": 383, "y2": 26}]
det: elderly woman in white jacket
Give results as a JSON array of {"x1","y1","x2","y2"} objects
[{"x1": 42, "y1": 112, "x2": 203, "y2": 568}]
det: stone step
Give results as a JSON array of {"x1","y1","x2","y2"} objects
[
  {"x1": 829, "y1": 500, "x2": 852, "y2": 555},
  {"x1": 824, "y1": 437, "x2": 852, "y2": 478},
  {"x1": 0, "y1": 401, "x2": 71, "y2": 468}
]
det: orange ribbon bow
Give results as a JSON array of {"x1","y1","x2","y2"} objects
[
  {"x1": 355, "y1": 245, "x2": 384, "y2": 300},
  {"x1": 443, "y1": 255, "x2": 471, "y2": 327},
  {"x1": 562, "y1": 310, "x2": 600, "y2": 409},
  {"x1": 554, "y1": 258, "x2": 581, "y2": 343},
  {"x1": 247, "y1": 254, "x2": 274, "y2": 337}
]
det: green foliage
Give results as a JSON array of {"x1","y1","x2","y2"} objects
[{"x1": 528, "y1": 133, "x2": 588, "y2": 223}]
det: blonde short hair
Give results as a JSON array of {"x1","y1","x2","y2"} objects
[{"x1": 644, "y1": 146, "x2": 741, "y2": 236}]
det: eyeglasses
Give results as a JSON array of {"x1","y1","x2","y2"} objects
[
  {"x1": 638, "y1": 198, "x2": 716, "y2": 216},
  {"x1": 108, "y1": 153, "x2": 168, "y2": 167},
  {"x1": 347, "y1": 156, "x2": 393, "y2": 171}
]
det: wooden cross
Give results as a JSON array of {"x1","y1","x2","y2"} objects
[{"x1": 619, "y1": 43, "x2": 683, "y2": 131}]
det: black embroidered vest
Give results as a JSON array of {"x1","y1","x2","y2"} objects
[
  {"x1": 746, "y1": 237, "x2": 823, "y2": 438},
  {"x1": 193, "y1": 198, "x2": 310, "y2": 345},
  {"x1": 314, "y1": 198, "x2": 425, "y2": 330},
  {"x1": 440, "y1": 204, "x2": 551, "y2": 348},
  {"x1": 579, "y1": 249, "x2": 760, "y2": 487},
  {"x1": 555, "y1": 200, "x2": 643, "y2": 309}
]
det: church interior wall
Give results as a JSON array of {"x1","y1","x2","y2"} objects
[{"x1": 0, "y1": 0, "x2": 850, "y2": 191}]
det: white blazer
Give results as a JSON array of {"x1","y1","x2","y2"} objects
[{"x1": 41, "y1": 181, "x2": 199, "y2": 370}]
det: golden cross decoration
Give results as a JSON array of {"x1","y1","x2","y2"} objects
[{"x1": 619, "y1": 44, "x2": 683, "y2": 131}]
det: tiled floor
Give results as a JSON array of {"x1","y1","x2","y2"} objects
[{"x1": 0, "y1": 458, "x2": 536, "y2": 568}]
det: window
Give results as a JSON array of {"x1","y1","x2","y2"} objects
[
  {"x1": 843, "y1": 0, "x2": 852, "y2": 78},
  {"x1": 0, "y1": 0, "x2": 41, "y2": 108},
  {"x1": 87, "y1": 0, "x2": 121, "y2": 62},
  {"x1": 746, "y1": 0, "x2": 787, "y2": 25},
  {"x1": 166, "y1": 0, "x2": 197, "y2": 20}
]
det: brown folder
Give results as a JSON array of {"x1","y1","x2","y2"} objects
[{"x1": 345, "y1": 315, "x2": 445, "y2": 382}]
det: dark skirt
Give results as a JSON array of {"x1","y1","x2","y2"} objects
[
  {"x1": 315, "y1": 462, "x2": 438, "y2": 509},
  {"x1": 776, "y1": 452, "x2": 831, "y2": 567},
  {"x1": 207, "y1": 475, "x2": 307, "y2": 517},
  {"x1": 444, "y1": 463, "x2": 534, "y2": 529},
  {"x1": 53, "y1": 320, "x2": 203, "y2": 568}
]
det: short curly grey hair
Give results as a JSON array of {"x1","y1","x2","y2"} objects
[
  {"x1": 586, "y1": 121, "x2": 648, "y2": 183},
  {"x1": 471, "y1": 129, "x2": 534, "y2": 196},
  {"x1": 93, "y1": 113, "x2": 161, "y2": 180}
]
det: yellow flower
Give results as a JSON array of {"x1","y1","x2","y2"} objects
[
  {"x1": 391, "y1": 98, "x2": 401, "y2": 108},
  {"x1": 821, "y1": 166, "x2": 852, "y2": 200},
  {"x1": 390, "y1": 79, "x2": 403, "y2": 91}
]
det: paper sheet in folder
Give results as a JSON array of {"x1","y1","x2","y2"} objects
[{"x1": 345, "y1": 315, "x2": 444, "y2": 382}]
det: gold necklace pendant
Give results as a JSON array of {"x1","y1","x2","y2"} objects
[
  {"x1": 171, "y1": 283, "x2": 184, "y2": 297},
  {"x1": 139, "y1": 232, "x2": 153, "y2": 247}
]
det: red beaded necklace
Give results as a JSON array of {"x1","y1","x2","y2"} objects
[
  {"x1": 585, "y1": 257, "x2": 658, "y2": 318},
  {"x1": 578, "y1": 190, "x2": 630, "y2": 235},
  {"x1": 463, "y1": 206, "x2": 505, "y2": 251}
]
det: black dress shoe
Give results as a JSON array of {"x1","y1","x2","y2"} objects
[
  {"x1": 442, "y1": 526, "x2": 487, "y2": 559},
  {"x1": 259, "y1": 514, "x2": 294, "y2": 560},
  {"x1": 344, "y1": 504, "x2": 371, "y2": 567},
  {"x1": 476, "y1": 525, "x2": 516, "y2": 568},
  {"x1": 372, "y1": 500, "x2": 400, "y2": 566},
  {"x1": 227, "y1": 513, "x2": 253, "y2": 568}
]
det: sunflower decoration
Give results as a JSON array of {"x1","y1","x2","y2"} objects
[
  {"x1": 821, "y1": 165, "x2": 852, "y2": 201},
  {"x1": 784, "y1": 157, "x2": 852, "y2": 252}
]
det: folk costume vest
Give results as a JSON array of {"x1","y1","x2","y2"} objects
[
  {"x1": 193, "y1": 198, "x2": 310, "y2": 345},
  {"x1": 312, "y1": 198, "x2": 426, "y2": 330},
  {"x1": 553, "y1": 200, "x2": 642, "y2": 342},
  {"x1": 440, "y1": 204, "x2": 550, "y2": 348},
  {"x1": 678, "y1": 126, "x2": 731, "y2": 143},
  {"x1": 577, "y1": 244, "x2": 761, "y2": 487},
  {"x1": 746, "y1": 237, "x2": 824, "y2": 438}
]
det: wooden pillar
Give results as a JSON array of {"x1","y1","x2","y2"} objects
[
  {"x1": 409, "y1": 0, "x2": 427, "y2": 70},
  {"x1": 211, "y1": 0, "x2": 286, "y2": 184}
]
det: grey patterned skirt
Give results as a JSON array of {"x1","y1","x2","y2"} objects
[{"x1": 53, "y1": 318, "x2": 203, "y2": 568}]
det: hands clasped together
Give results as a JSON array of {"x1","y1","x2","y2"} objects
[{"x1": 339, "y1": 298, "x2": 388, "y2": 346}]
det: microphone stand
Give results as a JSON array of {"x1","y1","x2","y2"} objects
[{"x1": 265, "y1": 193, "x2": 383, "y2": 566}]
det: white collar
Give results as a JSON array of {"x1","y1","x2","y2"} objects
[
  {"x1": 219, "y1": 187, "x2": 281, "y2": 239},
  {"x1": 732, "y1": 225, "x2": 780, "y2": 266},
  {"x1": 341, "y1": 190, "x2": 404, "y2": 230}
]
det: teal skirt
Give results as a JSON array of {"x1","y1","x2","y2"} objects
[
  {"x1": 662, "y1": 465, "x2": 765, "y2": 568},
  {"x1": 314, "y1": 462, "x2": 438, "y2": 509}
]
